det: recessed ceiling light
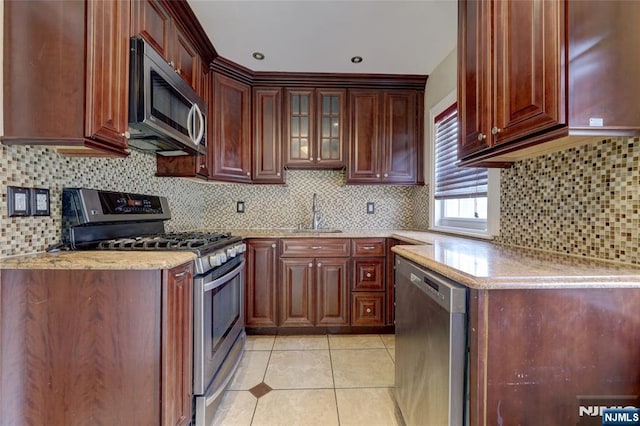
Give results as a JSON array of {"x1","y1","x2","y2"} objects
[
  {"x1": 351, "y1": 56, "x2": 363, "y2": 64},
  {"x1": 252, "y1": 52, "x2": 265, "y2": 60}
]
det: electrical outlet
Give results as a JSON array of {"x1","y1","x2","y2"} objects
[
  {"x1": 366, "y1": 202, "x2": 375, "y2": 214},
  {"x1": 236, "y1": 201, "x2": 245, "y2": 213},
  {"x1": 8, "y1": 186, "x2": 31, "y2": 217},
  {"x1": 31, "y1": 188, "x2": 51, "y2": 216}
]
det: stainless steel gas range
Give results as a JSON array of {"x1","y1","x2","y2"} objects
[{"x1": 60, "y1": 188, "x2": 246, "y2": 426}]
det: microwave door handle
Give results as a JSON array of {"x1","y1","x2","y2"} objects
[
  {"x1": 187, "y1": 104, "x2": 195, "y2": 142},
  {"x1": 193, "y1": 103, "x2": 205, "y2": 145}
]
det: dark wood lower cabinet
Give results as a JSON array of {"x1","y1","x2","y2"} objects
[
  {"x1": 0, "y1": 263, "x2": 193, "y2": 426},
  {"x1": 280, "y1": 258, "x2": 315, "y2": 327},
  {"x1": 315, "y1": 258, "x2": 349, "y2": 326},
  {"x1": 468, "y1": 287, "x2": 640, "y2": 425},
  {"x1": 246, "y1": 239, "x2": 279, "y2": 327}
]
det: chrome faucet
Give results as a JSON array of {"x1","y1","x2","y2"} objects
[{"x1": 311, "y1": 193, "x2": 322, "y2": 230}]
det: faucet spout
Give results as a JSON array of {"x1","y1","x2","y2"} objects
[{"x1": 311, "y1": 193, "x2": 321, "y2": 230}]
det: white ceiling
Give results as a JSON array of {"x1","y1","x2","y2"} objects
[{"x1": 187, "y1": 0, "x2": 458, "y2": 75}]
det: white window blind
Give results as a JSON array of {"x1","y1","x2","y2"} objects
[{"x1": 434, "y1": 104, "x2": 487, "y2": 200}]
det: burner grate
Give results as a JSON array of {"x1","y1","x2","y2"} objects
[{"x1": 96, "y1": 232, "x2": 232, "y2": 251}]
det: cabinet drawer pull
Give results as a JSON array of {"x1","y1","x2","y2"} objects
[
  {"x1": 174, "y1": 271, "x2": 188, "y2": 278},
  {"x1": 310, "y1": 246, "x2": 323, "y2": 250},
  {"x1": 477, "y1": 133, "x2": 487, "y2": 141},
  {"x1": 366, "y1": 272, "x2": 372, "y2": 278},
  {"x1": 362, "y1": 246, "x2": 376, "y2": 250},
  {"x1": 366, "y1": 308, "x2": 372, "y2": 313}
]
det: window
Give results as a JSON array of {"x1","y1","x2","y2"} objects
[{"x1": 429, "y1": 92, "x2": 499, "y2": 237}]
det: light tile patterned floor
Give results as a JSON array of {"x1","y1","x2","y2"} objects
[{"x1": 213, "y1": 334, "x2": 404, "y2": 426}]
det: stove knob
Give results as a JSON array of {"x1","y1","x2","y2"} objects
[
  {"x1": 227, "y1": 247, "x2": 236, "y2": 258},
  {"x1": 237, "y1": 243, "x2": 246, "y2": 253},
  {"x1": 219, "y1": 252, "x2": 228, "y2": 264},
  {"x1": 208, "y1": 253, "x2": 221, "y2": 267}
]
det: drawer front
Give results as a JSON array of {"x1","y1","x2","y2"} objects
[
  {"x1": 280, "y1": 238, "x2": 350, "y2": 257},
  {"x1": 352, "y1": 238, "x2": 385, "y2": 257},
  {"x1": 352, "y1": 258, "x2": 384, "y2": 291},
  {"x1": 351, "y1": 292, "x2": 384, "y2": 326}
]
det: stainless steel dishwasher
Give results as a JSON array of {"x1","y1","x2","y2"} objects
[{"x1": 395, "y1": 256, "x2": 468, "y2": 426}]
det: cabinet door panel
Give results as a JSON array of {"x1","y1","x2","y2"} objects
[
  {"x1": 316, "y1": 258, "x2": 349, "y2": 326},
  {"x1": 246, "y1": 240, "x2": 278, "y2": 327},
  {"x1": 211, "y1": 74, "x2": 252, "y2": 182},
  {"x1": 352, "y1": 258, "x2": 384, "y2": 291},
  {"x1": 280, "y1": 258, "x2": 315, "y2": 327},
  {"x1": 85, "y1": 0, "x2": 130, "y2": 150},
  {"x1": 348, "y1": 90, "x2": 381, "y2": 182},
  {"x1": 162, "y1": 263, "x2": 193, "y2": 426},
  {"x1": 133, "y1": 0, "x2": 172, "y2": 61},
  {"x1": 253, "y1": 88, "x2": 284, "y2": 183},
  {"x1": 285, "y1": 89, "x2": 315, "y2": 166},
  {"x1": 493, "y1": 0, "x2": 565, "y2": 145},
  {"x1": 352, "y1": 292, "x2": 384, "y2": 326},
  {"x1": 316, "y1": 89, "x2": 347, "y2": 167},
  {"x1": 458, "y1": 0, "x2": 492, "y2": 158},
  {"x1": 174, "y1": 25, "x2": 200, "y2": 90},
  {"x1": 383, "y1": 91, "x2": 417, "y2": 183}
]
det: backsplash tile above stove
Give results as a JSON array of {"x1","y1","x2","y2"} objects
[{"x1": 2, "y1": 136, "x2": 638, "y2": 265}]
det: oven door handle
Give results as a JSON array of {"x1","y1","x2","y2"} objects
[{"x1": 203, "y1": 259, "x2": 246, "y2": 292}]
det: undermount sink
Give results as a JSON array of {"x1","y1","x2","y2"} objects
[{"x1": 284, "y1": 228, "x2": 343, "y2": 234}]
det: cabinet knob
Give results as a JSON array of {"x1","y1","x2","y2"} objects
[
  {"x1": 168, "y1": 61, "x2": 175, "y2": 68},
  {"x1": 366, "y1": 308, "x2": 372, "y2": 313},
  {"x1": 477, "y1": 133, "x2": 487, "y2": 141},
  {"x1": 366, "y1": 272, "x2": 372, "y2": 278},
  {"x1": 276, "y1": 172, "x2": 281, "y2": 177},
  {"x1": 376, "y1": 173, "x2": 380, "y2": 178},
  {"x1": 121, "y1": 131, "x2": 130, "y2": 139},
  {"x1": 491, "y1": 127, "x2": 501, "y2": 135},
  {"x1": 317, "y1": 262, "x2": 322, "y2": 267},
  {"x1": 308, "y1": 262, "x2": 313, "y2": 268},
  {"x1": 246, "y1": 172, "x2": 251, "y2": 176},
  {"x1": 200, "y1": 164, "x2": 206, "y2": 169},
  {"x1": 384, "y1": 173, "x2": 388, "y2": 178},
  {"x1": 271, "y1": 243, "x2": 276, "y2": 248},
  {"x1": 175, "y1": 68, "x2": 182, "y2": 75}
]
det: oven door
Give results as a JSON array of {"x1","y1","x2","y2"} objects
[{"x1": 193, "y1": 255, "x2": 246, "y2": 396}]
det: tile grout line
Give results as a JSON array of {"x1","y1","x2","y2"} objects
[
  {"x1": 327, "y1": 335, "x2": 342, "y2": 425},
  {"x1": 249, "y1": 337, "x2": 276, "y2": 426}
]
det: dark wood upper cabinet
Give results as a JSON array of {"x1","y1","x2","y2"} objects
[
  {"x1": 210, "y1": 73, "x2": 253, "y2": 183},
  {"x1": 131, "y1": 0, "x2": 201, "y2": 91},
  {"x1": 458, "y1": 0, "x2": 640, "y2": 167},
  {"x1": 253, "y1": 87, "x2": 284, "y2": 183},
  {"x1": 2, "y1": 0, "x2": 130, "y2": 156},
  {"x1": 347, "y1": 89, "x2": 420, "y2": 184},
  {"x1": 284, "y1": 88, "x2": 346, "y2": 168}
]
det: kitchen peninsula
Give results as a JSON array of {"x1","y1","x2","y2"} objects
[{"x1": 391, "y1": 234, "x2": 640, "y2": 426}]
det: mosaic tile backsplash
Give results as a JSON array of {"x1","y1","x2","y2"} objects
[
  {"x1": 2, "y1": 136, "x2": 639, "y2": 265},
  {"x1": 496, "y1": 137, "x2": 640, "y2": 265},
  {"x1": 0, "y1": 145, "x2": 422, "y2": 257}
]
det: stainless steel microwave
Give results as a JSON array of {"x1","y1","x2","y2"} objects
[{"x1": 128, "y1": 37, "x2": 206, "y2": 156}]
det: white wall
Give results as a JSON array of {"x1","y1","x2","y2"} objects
[{"x1": 423, "y1": 47, "x2": 457, "y2": 174}]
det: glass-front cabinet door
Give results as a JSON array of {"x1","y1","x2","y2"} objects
[{"x1": 284, "y1": 88, "x2": 346, "y2": 168}]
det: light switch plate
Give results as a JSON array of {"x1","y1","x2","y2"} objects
[
  {"x1": 8, "y1": 186, "x2": 31, "y2": 217},
  {"x1": 366, "y1": 202, "x2": 375, "y2": 214},
  {"x1": 236, "y1": 201, "x2": 245, "y2": 213},
  {"x1": 31, "y1": 188, "x2": 51, "y2": 216}
]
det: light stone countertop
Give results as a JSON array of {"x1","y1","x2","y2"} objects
[
  {"x1": 0, "y1": 250, "x2": 196, "y2": 270},
  {"x1": 2, "y1": 229, "x2": 639, "y2": 289},
  {"x1": 224, "y1": 228, "x2": 640, "y2": 289}
]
